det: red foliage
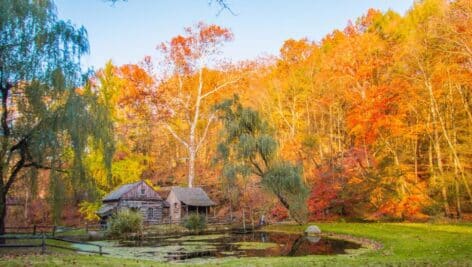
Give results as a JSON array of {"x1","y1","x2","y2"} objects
[
  {"x1": 371, "y1": 194, "x2": 429, "y2": 221},
  {"x1": 158, "y1": 22, "x2": 233, "y2": 73},
  {"x1": 270, "y1": 204, "x2": 288, "y2": 221},
  {"x1": 308, "y1": 178, "x2": 342, "y2": 221}
]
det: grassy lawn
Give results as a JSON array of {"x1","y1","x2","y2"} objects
[{"x1": 1, "y1": 222, "x2": 471, "y2": 266}]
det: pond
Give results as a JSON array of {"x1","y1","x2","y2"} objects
[{"x1": 78, "y1": 231, "x2": 362, "y2": 262}]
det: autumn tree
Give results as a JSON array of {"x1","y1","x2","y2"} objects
[
  {"x1": 158, "y1": 23, "x2": 239, "y2": 187},
  {"x1": 399, "y1": 0, "x2": 472, "y2": 217},
  {"x1": 0, "y1": 0, "x2": 113, "y2": 234},
  {"x1": 85, "y1": 61, "x2": 162, "y2": 194}
]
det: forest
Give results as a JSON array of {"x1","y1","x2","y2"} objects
[{"x1": 2, "y1": 0, "x2": 472, "y2": 231}]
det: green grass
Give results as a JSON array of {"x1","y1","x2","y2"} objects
[{"x1": 1, "y1": 222, "x2": 471, "y2": 266}]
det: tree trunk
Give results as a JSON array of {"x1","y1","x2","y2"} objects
[
  {"x1": 229, "y1": 195, "x2": 233, "y2": 222},
  {"x1": 434, "y1": 136, "x2": 450, "y2": 217},
  {"x1": 428, "y1": 81, "x2": 472, "y2": 204},
  {"x1": 249, "y1": 205, "x2": 254, "y2": 230},
  {"x1": 455, "y1": 176, "x2": 462, "y2": 219},
  {"x1": 242, "y1": 207, "x2": 246, "y2": 232},
  {"x1": 428, "y1": 133, "x2": 449, "y2": 216},
  {"x1": 0, "y1": 189, "x2": 7, "y2": 242},
  {"x1": 188, "y1": 147, "x2": 196, "y2": 188}
]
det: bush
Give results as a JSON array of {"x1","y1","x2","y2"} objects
[
  {"x1": 182, "y1": 213, "x2": 206, "y2": 233},
  {"x1": 107, "y1": 209, "x2": 143, "y2": 239},
  {"x1": 422, "y1": 202, "x2": 444, "y2": 217}
]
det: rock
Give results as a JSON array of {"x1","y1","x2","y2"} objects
[
  {"x1": 88, "y1": 230, "x2": 105, "y2": 240},
  {"x1": 306, "y1": 236, "x2": 321, "y2": 243},
  {"x1": 304, "y1": 225, "x2": 321, "y2": 235}
]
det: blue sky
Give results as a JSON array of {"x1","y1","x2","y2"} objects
[{"x1": 55, "y1": 0, "x2": 414, "y2": 70}]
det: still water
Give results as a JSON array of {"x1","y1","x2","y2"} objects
[{"x1": 89, "y1": 231, "x2": 362, "y2": 262}]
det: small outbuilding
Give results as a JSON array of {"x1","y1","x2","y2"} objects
[
  {"x1": 97, "y1": 180, "x2": 166, "y2": 225},
  {"x1": 166, "y1": 186, "x2": 216, "y2": 222}
]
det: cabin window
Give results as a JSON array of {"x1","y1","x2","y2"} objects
[
  {"x1": 174, "y1": 202, "x2": 179, "y2": 212},
  {"x1": 141, "y1": 188, "x2": 145, "y2": 195},
  {"x1": 147, "y1": 208, "x2": 153, "y2": 219}
]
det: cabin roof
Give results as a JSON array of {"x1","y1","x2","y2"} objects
[
  {"x1": 170, "y1": 186, "x2": 216, "y2": 207},
  {"x1": 96, "y1": 203, "x2": 117, "y2": 216},
  {"x1": 102, "y1": 181, "x2": 141, "y2": 202},
  {"x1": 102, "y1": 180, "x2": 162, "y2": 202}
]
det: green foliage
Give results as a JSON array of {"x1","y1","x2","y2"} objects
[
  {"x1": 0, "y1": 0, "x2": 114, "y2": 226},
  {"x1": 215, "y1": 96, "x2": 309, "y2": 224},
  {"x1": 262, "y1": 162, "x2": 309, "y2": 222},
  {"x1": 182, "y1": 213, "x2": 206, "y2": 233},
  {"x1": 0, "y1": 0, "x2": 88, "y2": 84},
  {"x1": 108, "y1": 209, "x2": 143, "y2": 239}
]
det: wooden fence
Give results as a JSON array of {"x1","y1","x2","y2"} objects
[
  {"x1": 4, "y1": 225, "x2": 92, "y2": 236},
  {"x1": 0, "y1": 234, "x2": 106, "y2": 255},
  {"x1": 5, "y1": 225, "x2": 56, "y2": 235},
  {"x1": 143, "y1": 216, "x2": 235, "y2": 226}
]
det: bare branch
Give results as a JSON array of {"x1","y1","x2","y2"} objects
[
  {"x1": 211, "y1": 0, "x2": 237, "y2": 16},
  {"x1": 196, "y1": 113, "x2": 216, "y2": 151},
  {"x1": 200, "y1": 78, "x2": 241, "y2": 100},
  {"x1": 165, "y1": 124, "x2": 188, "y2": 148}
]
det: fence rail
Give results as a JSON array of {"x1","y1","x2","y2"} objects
[
  {"x1": 4, "y1": 216, "x2": 238, "y2": 234},
  {"x1": 4, "y1": 225, "x2": 58, "y2": 235},
  {"x1": 0, "y1": 234, "x2": 105, "y2": 255}
]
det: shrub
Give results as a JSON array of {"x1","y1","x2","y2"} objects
[
  {"x1": 107, "y1": 209, "x2": 143, "y2": 239},
  {"x1": 182, "y1": 213, "x2": 206, "y2": 233},
  {"x1": 422, "y1": 202, "x2": 443, "y2": 217}
]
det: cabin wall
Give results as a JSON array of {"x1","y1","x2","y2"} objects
[
  {"x1": 167, "y1": 191, "x2": 181, "y2": 222},
  {"x1": 118, "y1": 200, "x2": 163, "y2": 223}
]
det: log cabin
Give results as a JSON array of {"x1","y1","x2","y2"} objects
[
  {"x1": 97, "y1": 180, "x2": 167, "y2": 225},
  {"x1": 166, "y1": 186, "x2": 216, "y2": 222}
]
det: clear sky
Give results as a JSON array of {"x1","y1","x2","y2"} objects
[{"x1": 55, "y1": 0, "x2": 414, "y2": 70}]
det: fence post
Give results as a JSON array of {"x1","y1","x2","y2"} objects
[
  {"x1": 33, "y1": 225, "x2": 36, "y2": 235},
  {"x1": 85, "y1": 223, "x2": 88, "y2": 232},
  {"x1": 41, "y1": 233, "x2": 46, "y2": 254},
  {"x1": 99, "y1": 245, "x2": 102, "y2": 256},
  {"x1": 52, "y1": 225, "x2": 56, "y2": 237}
]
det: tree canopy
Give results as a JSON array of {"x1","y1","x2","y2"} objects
[
  {"x1": 0, "y1": 0, "x2": 113, "y2": 232},
  {"x1": 215, "y1": 96, "x2": 309, "y2": 223}
]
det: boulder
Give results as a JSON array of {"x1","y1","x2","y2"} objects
[
  {"x1": 88, "y1": 230, "x2": 105, "y2": 240},
  {"x1": 306, "y1": 236, "x2": 321, "y2": 243},
  {"x1": 304, "y1": 225, "x2": 321, "y2": 235}
]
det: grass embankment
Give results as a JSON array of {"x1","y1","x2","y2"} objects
[{"x1": 1, "y1": 223, "x2": 471, "y2": 266}]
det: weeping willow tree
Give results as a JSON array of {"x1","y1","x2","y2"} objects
[
  {"x1": 0, "y1": 0, "x2": 114, "y2": 234},
  {"x1": 215, "y1": 95, "x2": 308, "y2": 224}
]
